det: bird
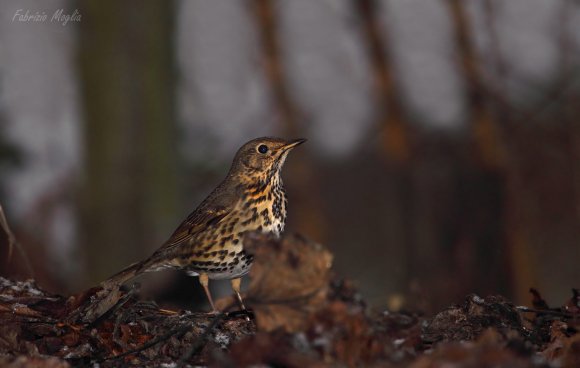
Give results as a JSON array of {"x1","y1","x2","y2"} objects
[{"x1": 100, "y1": 137, "x2": 306, "y2": 312}]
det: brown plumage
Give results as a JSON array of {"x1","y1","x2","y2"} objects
[{"x1": 101, "y1": 137, "x2": 306, "y2": 311}]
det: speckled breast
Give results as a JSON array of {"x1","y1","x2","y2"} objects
[{"x1": 186, "y1": 181, "x2": 287, "y2": 280}]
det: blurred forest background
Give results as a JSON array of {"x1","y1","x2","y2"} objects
[{"x1": 0, "y1": 0, "x2": 579, "y2": 313}]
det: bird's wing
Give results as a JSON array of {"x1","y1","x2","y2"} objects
[
  {"x1": 158, "y1": 206, "x2": 230, "y2": 251},
  {"x1": 156, "y1": 181, "x2": 241, "y2": 253}
]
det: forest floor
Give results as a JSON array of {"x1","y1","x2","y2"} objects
[{"x1": 0, "y1": 233, "x2": 579, "y2": 367}]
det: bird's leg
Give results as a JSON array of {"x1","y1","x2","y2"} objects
[
  {"x1": 230, "y1": 277, "x2": 246, "y2": 310},
  {"x1": 199, "y1": 273, "x2": 217, "y2": 313}
]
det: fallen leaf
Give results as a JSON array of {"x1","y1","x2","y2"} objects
[{"x1": 217, "y1": 232, "x2": 333, "y2": 332}]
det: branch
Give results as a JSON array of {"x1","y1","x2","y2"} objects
[
  {"x1": 177, "y1": 312, "x2": 227, "y2": 367},
  {"x1": 0, "y1": 203, "x2": 34, "y2": 278}
]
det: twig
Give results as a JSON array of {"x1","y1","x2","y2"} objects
[
  {"x1": 98, "y1": 322, "x2": 192, "y2": 363},
  {"x1": 0, "y1": 203, "x2": 34, "y2": 278},
  {"x1": 111, "y1": 285, "x2": 147, "y2": 348},
  {"x1": 177, "y1": 312, "x2": 226, "y2": 367},
  {"x1": 516, "y1": 306, "x2": 576, "y2": 318},
  {"x1": 113, "y1": 309, "x2": 128, "y2": 349},
  {"x1": 93, "y1": 283, "x2": 140, "y2": 328},
  {"x1": 0, "y1": 204, "x2": 15, "y2": 261}
]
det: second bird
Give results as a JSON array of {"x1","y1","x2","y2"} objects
[{"x1": 101, "y1": 137, "x2": 306, "y2": 311}]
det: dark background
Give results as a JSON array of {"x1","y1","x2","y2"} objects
[{"x1": 1, "y1": 0, "x2": 579, "y2": 313}]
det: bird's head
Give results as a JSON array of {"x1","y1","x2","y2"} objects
[{"x1": 229, "y1": 137, "x2": 306, "y2": 181}]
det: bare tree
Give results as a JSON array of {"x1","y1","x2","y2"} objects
[
  {"x1": 447, "y1": 0, "x2": 537, "y2": 303},
  {"x1": 249, "y1": 0, "x2": 327, "y2": 242},
  {"x1": 355, "y1": 0, "x2": 410, "y2": 163},
  {"x1": 77, "y1": 0, "x2": 179, "y2": 285}
]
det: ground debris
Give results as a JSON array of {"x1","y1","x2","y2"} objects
[
  {"x1": 0, "y1": 233, "x2": 579, "y2": 367},
  {"x1": 422, "y1": 294, "x2": 527, "y2": 344},
  {"x1": 0, "y1": 276, "x2": 255, "y2": 367}
]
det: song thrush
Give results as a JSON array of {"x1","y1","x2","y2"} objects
[{"x1": 101, "y1": 137, "x2": 306, "y2": 311}]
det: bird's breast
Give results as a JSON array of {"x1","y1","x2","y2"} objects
[
  {"x1": 235, "y1": 187, "x2": 286, "y2": 237},
  {"x1": 182, "y1": 181, "x2": 287, "y2": 280}
]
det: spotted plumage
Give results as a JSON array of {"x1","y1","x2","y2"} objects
[{"x1": 101, "y1": 137, "x2": 306, "y2": 311}]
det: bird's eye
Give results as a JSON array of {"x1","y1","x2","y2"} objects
[{"x1": 257, "y1": 144, "x2": 268, "y2": 154}]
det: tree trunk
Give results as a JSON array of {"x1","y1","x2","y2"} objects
[
  {"x1": 77, "y1": 0, "x2": 179, "y2": 285},
  {"x1": 250, "y1": 0, "x2": 327, "y2": 243}
]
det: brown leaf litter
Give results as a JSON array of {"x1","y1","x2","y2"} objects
[{"x1": 0, "y1": 232, "x2": 578, "y2": 367}]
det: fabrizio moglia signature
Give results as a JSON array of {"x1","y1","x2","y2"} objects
[{"x1": 12, "y1": 8, "x2": 81, "y2": 26}]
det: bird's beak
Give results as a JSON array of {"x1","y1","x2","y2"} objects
[{"x1": 282, "y1": 138, "x2": 307, "y2": 151}]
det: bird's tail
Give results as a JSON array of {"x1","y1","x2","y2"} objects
[{"x1": 100, "y1": 261, "x2": 146, "y2": 290}]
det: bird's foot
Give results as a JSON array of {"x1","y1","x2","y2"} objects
[
  {"x1": 226, "y1": 308, "x2": 254, "y2": 321},
  {"x1": 206, "y1": 309, "x2": 221, "y2": 316}
]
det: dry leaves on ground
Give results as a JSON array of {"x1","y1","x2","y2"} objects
[
  {"x1": 0, "y1": 233, "x2": 579, "y2": 367},
  {"x1": 217, "y1": 232, "x2": 333, "y2": 332}
]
